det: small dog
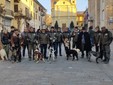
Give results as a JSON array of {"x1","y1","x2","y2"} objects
[
  {"x1": 48, "y1": 46, "x2": 55, "y2": 62},
  {"x1": 0, "y1": 48, "x2": 8, "y2": 61},
  {"x1": 34, "y1": 48, "x2": 45, "y2": 63},
  {"x1": 64, "y1": 38, "x2": 79, "y2": 61},
  {"x1": 88, "y1": 51, "x2": 101, "y2": 63}
]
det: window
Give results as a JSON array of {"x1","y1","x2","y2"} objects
[
  {"x1": 63, "y1": 2, "x2": 65, "y2": 4},
  {"x1": 39, "y1": 7, "x2": 40, "y2": 11},
  {"x1": 39, "y1": 16, "x2": 40, "y2": 21},
  {"x1": 14, "y1": 5, "x2": 18, "y2": 12},
  {"x1": 14, "y1": 0, "x2": 19, "y2": 3}
]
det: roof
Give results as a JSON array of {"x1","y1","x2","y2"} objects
[{"x1": 34, "y1": 0, "x2": 47, "y2": 11}]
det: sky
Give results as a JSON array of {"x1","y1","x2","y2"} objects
[{"x1": 38, "y1": 0, "x2": 88, "y2": 14}]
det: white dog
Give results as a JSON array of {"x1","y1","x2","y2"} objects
[
  {"x1": 48, "y1": 46, "x2": 55, "y2": 62},
  {"x1": 0, "y1": 49, "x2": 8, "y2": 61}
]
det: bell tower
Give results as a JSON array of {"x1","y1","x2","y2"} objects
[
  {"x1": 51, "y1": 0, "x2": 59, "y2": 8},
  {"x1": 69, "y1": 0, "x2": 76, "y2": 5}
]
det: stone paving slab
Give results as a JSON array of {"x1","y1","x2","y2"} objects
[{"x1": 0, "y1": 43, "x2": 113, "y2": 85}]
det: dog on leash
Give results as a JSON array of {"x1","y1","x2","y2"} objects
[
  {"x1": 0, "y1": 48, "x2": 8, "y2": 61},
  {"x1": 34, "y1": 48, "x2": 45, "y2": 63},
  {"x1": 64, "y1": 38, "x2": 79, "y2": 61},
  {"x1": 48, "y1": 46, "x2": 56, "y2": 62}
]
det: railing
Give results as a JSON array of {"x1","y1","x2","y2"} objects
[{"x1": 5, "y1": 9, "x2": 14, "y2": 17}]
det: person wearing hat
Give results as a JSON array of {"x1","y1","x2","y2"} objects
[
  {"x1": 99, "y1": 26, "x2": 113, "y2": 64},
  {"x1": 71, "y1": 26, "x2": 79, "y2": 48},
  {"x1": 55, "y1": 27, "x2": 63, "y2": 56},
  {"x1": 94, "y1": 26, "x2": 101, "y2": 52},
  {"x1": 48, "y1": 26, "x2": 58, "y2": 58},
  {"x1": 1, "y1": 29, "x2": 10, "y2": 59},
  {"x1": 39, "y1": 28, "x2": 49, "y2": 59},
  {"x1": 77, "y1": 27, "x2": 91, "y2": 59},
  {"x1": 27, "y1": 27, "x2": 36, "y2": 61}
]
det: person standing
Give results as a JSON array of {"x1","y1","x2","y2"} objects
[
  {"x1": 71, "y1": 27, "x2": 79, "y2": 48},
  {"x1": 48, "y1": 27, "x2": 58, "y2": 58},
  {"x1": 21, "y1": 28, "x2": 29, "y2": 58},
  {"x1": 39, "y1": 29, "x2": 49, "y2": 59},
  {"x1": 100, "y1": 27, "x2": 113, "y2": 64},
  {"x1": 1, "y1": 30, "x2": 10, "y2": 59},
  {"x1": 56, "y1": 27, "x2": 63, "y2": 56},
  {"x1": 28, "y1": 27, "x2": 36, "y2": 61},
  {"x1": 94, "y1": 26, "x2": 101, "y2": 52},
  {"x1": 88, "y1": 26, "x2": 95, "y2": 47},
  {"x1": 77, "y1": 27, "x2": 91, "y2": 58},
  {"x1": 11, "y1": 30, "x2": 21, "y2": 63}
]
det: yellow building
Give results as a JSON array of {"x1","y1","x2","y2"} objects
[
  {"x1": 12, "y1": 0, "x2": 34, "y2": 31},
  {"x1": 32, "y1": 0, "x2": 46, "y2": 30},
  {"x1": 76, "y1": 11, "x2": 84, "y2": 27},
  {"x1": 51, "y1": 0, "x2": 77, "y2": 30},
  {"x1": 45, "y1": 14, "x2": 52, "y2": 28},
  {"x1": 0, "y1": 0, "x2": 14, "y2": 31}
]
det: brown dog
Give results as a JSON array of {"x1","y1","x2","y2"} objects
[{"x1": 34, "y1": 49, "x2": 45, "y2": 63}]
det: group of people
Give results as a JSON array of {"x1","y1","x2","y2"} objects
[{"x1": 0, "y1": 25, "x2": 113, "y2": 64}]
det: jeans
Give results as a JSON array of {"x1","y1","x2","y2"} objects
[
  {"x1": 40, "y1": 44, "x2": 47, "y2": 59},
  {"x1": 57, "y1": 42, "x2": 62, "y2": 55}
]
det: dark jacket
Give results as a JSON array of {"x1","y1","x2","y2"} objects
[
  {"x1": 94, "y1": 31, "x2": 101, "y2": 44},
  {"x1": 39, "y1": 33, "x2": 49, "y2": 44},
  {"x1": 77, "y1": 32, "x2": 91, "y2": 51},
  {"x1": 100, "y1": 30, "x2": 113, "y2": 46},
  {"x1": 62, "y1": 31, "x2": 70, "y2": 40},
  {"x1": 56, "y1": 31, "x2": 63, "y2": 42},
  {"x1": 1, "y1": 33, "x2": 10, "y2": 45},
  {"x1": 71, "y1": 31, "x2": 79, "y2": 43}
]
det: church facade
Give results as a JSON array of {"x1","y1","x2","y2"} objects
[{"x1": 51, "y1": 0, "x2": 77, "y2": 30}]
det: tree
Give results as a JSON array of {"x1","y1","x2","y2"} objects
[
  {"x1": 54, "y1": 21, "x2": 59, "y2": 30},
  {"x1": 70, "y1": 21, "x2": 74, "y2": 31}
]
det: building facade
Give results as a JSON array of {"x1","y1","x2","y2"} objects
[
  {"x1": 100, "y1": 0, "x2": 113, "y2": 29},
  {"x1": 0, "y1": 0, "x2": 46, "y2": 32},
  {"x1": 51, "y1": 0, "x2": 77, "y2": 30},
  {"x1": 0, "y1": 0, "x2": 14, "y2": 31},
  {"x1": 76, "y1": 11, "x2": 84, "y2": 28},
  {"x1": 88, "y1": 0, "x2": 113, "y2": 29}
]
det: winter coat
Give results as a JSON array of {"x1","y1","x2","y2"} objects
[
  {"x1": 39, "y1": 33, "x2": 49, "y2": 44},
  {"x1": 100, "y1": 30, "x2": 113, "y2": 46},
  {"x1": 77, "y1": 32, "x2": 91, "y2": 51}
]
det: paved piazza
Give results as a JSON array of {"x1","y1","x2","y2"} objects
[{"x1": 0, "y1": 43, "x2": 113, "y2": 85}]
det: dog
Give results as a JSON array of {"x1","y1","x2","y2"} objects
[
  {"x1": 48, "y1": 46, "x2": 56, "y2": 62},
  {"x1": 88, "y1": 51, "x2": 101, "y2": 63},
  {"x1": 34, "y1": 48, "x2": 45, "y2": 63},
  {"x1": 64, "y1": 38, "x2": 79, "y2": 61},
  {"x1": 0, "y1": 48, "x2": 8, "y2": 61}
]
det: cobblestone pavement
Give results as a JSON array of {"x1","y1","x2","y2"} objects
[{"x1": 0, "y1": 43, "x2": 113, "y2": 85}]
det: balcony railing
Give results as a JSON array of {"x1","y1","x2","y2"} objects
[{"x1": 4, "y1": 9, "x2": 14, "y2": 18}]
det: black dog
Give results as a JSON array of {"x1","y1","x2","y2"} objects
[{"x1": 65, "y1": 46, "x2": 79, "y2": 61}]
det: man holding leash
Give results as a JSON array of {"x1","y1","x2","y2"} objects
[{"x1": 100, "y1": 27, "x2": 113, "y2": 64}]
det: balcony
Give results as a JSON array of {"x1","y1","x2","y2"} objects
[
  {"x1": 4, "y1": 9, "x2": 14, "y2": 19},
  {"x1": 14, "y1": 12, "x2": 32, "y2": 20}
]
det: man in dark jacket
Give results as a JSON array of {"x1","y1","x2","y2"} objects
[
  {"x1": 56, "y1": 27, "x2": 63, "y2": 56},
  {"x1": 39, "y1": 29, "x2": 49, "y2": 59},
  {"x1": 48, "y1": 27, "x2": 58, "y2": 58},
  {"x1": 71, "y1": 27, "x2": 79, "y2": 48},
  {"x1": 100, "y1": 27, "x2": 113, "y2": 64},
  {"x1": 28, "y1": 27, "x2": 36, "y2": 61},
  {"x1": 77, "y1": 27, "x2": 91, "y2": 58},
  {"x1": 1, "y1": 30, "x2": 10, "y2": 58},
  {"x1": 21, "y1": 28, "x2": 29, "y2": 58},
  {"x1": 94, "y1": 26, "x2": 101, "y2": 52}
]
